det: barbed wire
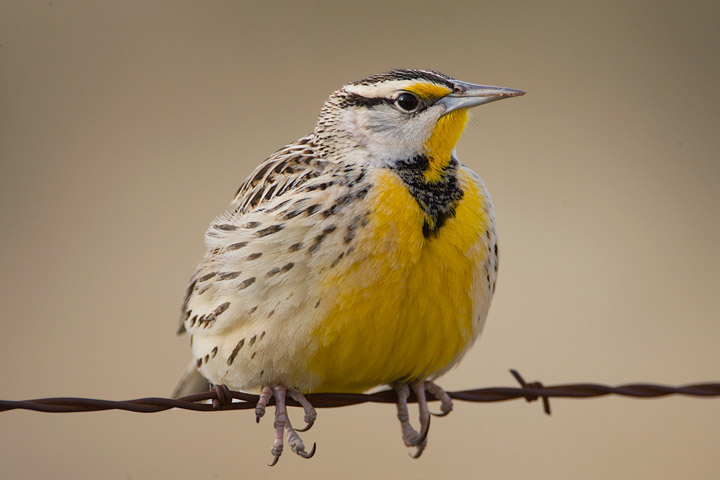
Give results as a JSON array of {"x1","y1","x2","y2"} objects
[{"x1": 1, "y1": 370, "x2": 718, "y2": 416}]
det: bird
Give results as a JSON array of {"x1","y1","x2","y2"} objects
[{"x1": 172, "y1": 69, "x2": 524, "y2": 464}]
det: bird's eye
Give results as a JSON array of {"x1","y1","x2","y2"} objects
[{"x1": 395, "y1": 92, "x2": 420, "y2": 112}]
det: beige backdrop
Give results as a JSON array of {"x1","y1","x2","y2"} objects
[{"x1": 1, "y1": 1, "x2": 719, "y2": 478}]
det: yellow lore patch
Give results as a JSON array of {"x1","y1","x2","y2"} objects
[
  {"x1": 404, "y1": 82, "x2": 452, "y2": 101},
  {"x1": 305, "y1": 168, "x2": 489, "y2": 393}
]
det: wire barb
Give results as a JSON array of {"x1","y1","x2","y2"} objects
[
  {"x1": 510, "y1": 369, "x2": 551, "y2": 415},
  {"x1": 1, "y1": 370, "x2": 718, "y2": 414}
]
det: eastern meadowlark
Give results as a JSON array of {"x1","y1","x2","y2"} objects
[{"x1": 172, "y1": 69, "x2": 524, "y2": 463}]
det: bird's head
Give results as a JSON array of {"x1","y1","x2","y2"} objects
[{"x1": 314, "y1": 69, "x2": 524, "y2": 179}]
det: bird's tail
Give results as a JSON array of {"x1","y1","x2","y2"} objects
[{"x1": 170, "y1": 360, "x2": 211, "y2": 398}]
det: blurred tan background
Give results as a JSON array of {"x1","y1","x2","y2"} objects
[{"x1": 1, "y1": 0, "x2": 719, "y2": 478}]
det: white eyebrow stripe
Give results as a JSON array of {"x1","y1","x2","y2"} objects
[{"x1": 344, "y1": 80, "x2": 445, "y2": 98}]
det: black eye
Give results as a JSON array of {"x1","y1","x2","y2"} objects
[{"x1": 395, "y1": 92, "x2": 420, "y2": 112}]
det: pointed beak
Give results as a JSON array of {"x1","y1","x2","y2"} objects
[{"x1": 435, "y1": 80, "x2": 525, "y2": 115}]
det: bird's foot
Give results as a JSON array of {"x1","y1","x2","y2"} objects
[
  {"x1": 394, "y1": 380, "x2": 453, "y2": 458},
  {"x1": 255, "y1": 386, "x2": 273, "y2": 423},
  {"x1": 288, "y1": 388, "x2": 317, "y2": 432},
  {"x1": 257, "y1": 385, "x2": 317, "y2": 466},
  {"x1": 425, "y1": 380, "x2": 454, "y2": 417}
]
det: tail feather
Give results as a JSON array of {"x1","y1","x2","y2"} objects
[{"x1": 171, "y1": 360, "x2": 211, "y2": 398}]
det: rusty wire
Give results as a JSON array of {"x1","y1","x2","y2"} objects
[{"x1": 1, "y1": 370, "x2": 718, "y2": 416}]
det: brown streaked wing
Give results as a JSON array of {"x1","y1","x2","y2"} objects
[
  {"x1": 230, "y1": 135, "x2": 327, "y2": 214},
  {"x1": 177, "y1": 135, "x2": 327, "y2": 335}
]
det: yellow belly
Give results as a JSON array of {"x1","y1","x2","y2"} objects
[{"x1": 305, "y1": 168, "x2": 491, "y2": 392}]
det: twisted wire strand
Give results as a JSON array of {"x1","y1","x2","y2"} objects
[{"x1": 2, "y1": 370, "x2": 718, "y2": 415}]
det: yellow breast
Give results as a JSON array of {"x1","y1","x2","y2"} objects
[{"x1": 305, "y1": 167, "x2": 491, "y2": 392}]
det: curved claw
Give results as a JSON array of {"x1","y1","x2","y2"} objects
[
  {"x1": 267, "y1": 454, "x2": 281, "y2": 467},
  {"x1": 409, "y1": 446, "x2": 425, "y2": 459},
  {"x1": 404, "y1": 415, "x2": 431, "y2": 447},
  {"x1": 296, "y1": 442, "x2": 317, "y2": 459},
  {"x1": 287, "y1": 388, "x2": 317, "y2": 433},
  {"x1": 430, "y1": 409, "x2": 451, "y2": 417},
  {"x1": 295, "y1": 417, "x2": 315, "y2": 432},
  {"x1": 255, "y1": 404, "x2": 266, "y2": 423},
  {"x1": 416, "y1": 414, "x2": 431, "y2": 445}
]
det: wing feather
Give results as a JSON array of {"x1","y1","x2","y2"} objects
[
  {"x1": 230, "y1": 135, "x2": 326, "y2": 214},
  {"x1": 177, "y1": 135, "x2": 329, "y2": 335}
]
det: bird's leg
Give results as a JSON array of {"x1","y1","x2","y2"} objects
[
  {"x1": 395, "y1": 383, "x2": 416, "y2": 446},
  {"x1": 268, "y1": 386, "x2": 286, "y2": 466},
  {"x1": 424, "y1": 381, "x2": 453, "y2": 417},
  {"x1": 255, "y1": 386, "x2": 273, "y2": 423},
  {"x1": 410, "y1": 381, "x2": 430, "y2": 458},
  {"x1": 394, "y1": 383, "x2": 428, "y2": 448},
  {"x1": 288, "y1": 388, "x2": 317, "y2": 432},
  {"x1": 267, "y1": 386, "x2": 316, "y2": 466}
]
